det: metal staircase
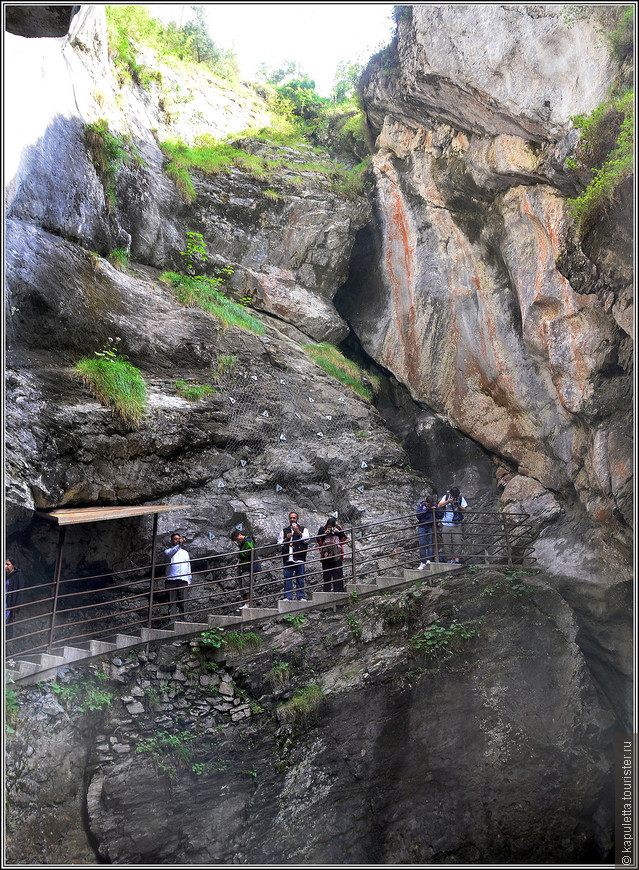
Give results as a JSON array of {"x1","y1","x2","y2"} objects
[{"x1": 6, "y1": 563, "x2": 460, "y2": 685}]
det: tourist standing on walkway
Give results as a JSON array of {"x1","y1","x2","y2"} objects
[
  {"x1": 416, "y1": 492, "x2": 438, "y2": 569},
  {"x1": 278, "y1": 511, "x2": 309, "y2": 600},
  {"x1": 317, "y1": 516, "x2": 347, "y2": 592},
  {"x1": 5, "y1": 558, "x2": 25, "y2": 641},
  {"x1": 164, "y1": 532, "x2": 192, "y2": 617},
  {"x1": 438, "y1": 487, "x2": 467, "y2": 562},
  {"x1": 230, "y1": 529, "x2": 256, "y2": 609}
]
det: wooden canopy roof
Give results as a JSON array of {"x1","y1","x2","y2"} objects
[{"x1": 35, "y1": 505, "x2": 187, "y2": 526}]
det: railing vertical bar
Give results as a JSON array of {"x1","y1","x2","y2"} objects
[
  {"x1": 47, "y1": 525, "x2": 66, "y2": 653},
  {"x1": 350, "y1": 524, "x2": 358, "y2": 587},
  {"x1": 249, "y1": 546, "x2": 255, "y2": 607},
  {"x1": 147, "y1": 512, "x2": 159, "y2": 630},
  {"x1": 503, "y1": 515, "x2": 513, "y2": 566},
  {"x1": 432, "y1": 508, "x2": 440, "y2": 564}
]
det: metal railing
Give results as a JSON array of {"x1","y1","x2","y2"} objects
[{"x1": 5, "y1": 508, "x2": 535, "y2": 658}]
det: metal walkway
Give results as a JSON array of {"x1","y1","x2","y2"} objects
[{"x1": 6, "y1": 563, "x2": 462, "y2": 685}]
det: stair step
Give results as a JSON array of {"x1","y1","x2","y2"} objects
[
  {"x1": 308, "y1": 591, "x2": 349, "y2": 604},
  {"x1": 208, "y1": 614, "x2": 241, "y2": 627},
  {"x1": 51, "y1": 646, "x2": 91, "y2": 662},
  {"x1": 171, "y1": 621, "x2": 209, "y2": 635},
  {"x1": 13, "y1": 659, "x2": 41, "y2": 676},
  {"x1": 112, "y1": 633, "x2": 142, "y2": 648},
  {"x1": 403, "y1": 564, "x2": 457, "y2": 580},
  {"x1": 140, "y1": 627, "x2": 176, "y2": 641},
  {"x1": 88, "y1": 639, "x2": 118, "y2": 655},
  {"x1": 277, "y1": 598, "x2": 315, "y2": 613},
  {"x1": 374, "y1": 575, "x2": 406, "y2": 588},
  {"x1": 32, "y1": 653, "x2": 67, "y2": 669},
  {"x1": 241, "y1": 607, "x2": 278, "y2": 621},
  {"x1": 346, "y1": 583, "x2": 378, "y2": 594}
]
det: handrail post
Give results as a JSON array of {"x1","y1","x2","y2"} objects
[
  {"x1": 147, "y1": 512, "x2": 159, "y2": 630},
  {"x1": 48, "y1": 525, "x2": 66, "y2": 653},
  {"x1": 248, "y1": 546, "x2": 255, "y2": 608},
  {"x1": 350, "y1": 524, "x2": 357, "y2": 588},
  {"x1": 432, "y1": 508, "x2": 440, "y2": 564},
  {"x1": 502, "y1": 513, "x2": 513, "y2": 566}
]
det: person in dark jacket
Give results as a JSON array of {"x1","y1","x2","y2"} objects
[
  {"x1": 317, "y1": 517, "x2": 347, "y2": 592},
  {"x1": 416, "y1": 492, "x2": 438, "y2": 568},
  {"x1": 277, "y1": 511, "x2": 309, "y2": 600},
  {"x1": 5, "y1": 558, "x2": 25, "y2": 641}
]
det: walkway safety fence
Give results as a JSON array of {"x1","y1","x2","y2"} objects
[{"x1": 5, "y1": 509, "x2": 535, "y2": 659}]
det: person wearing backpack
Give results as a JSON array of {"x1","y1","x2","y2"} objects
[
  {"x1": 230, "y1": 529, "x2": 259, "y2": 609},
  {"x1": 438, "y1": 486, "x2": 468, "y2": 563},
  {"x1": 317, "y1": 516, "x2": 347, "y2": 592},
  {"x1": 416, "y1": 492, "x2": 438, "y2": 569}
]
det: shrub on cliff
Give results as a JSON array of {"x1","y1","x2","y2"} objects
[
  {"x1": 567, "y1": 89, "x2": 634, "y2": 236},
  {"x1": 105, "y1": 5, "x2": 238, "y2": 86},
  {"x1": 84, "y1": 120, "x2": 144, "y2": 211}
]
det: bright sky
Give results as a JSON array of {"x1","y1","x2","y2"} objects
[{"x1": 147, "y1": 4, "x2": 396, "y2": 96}]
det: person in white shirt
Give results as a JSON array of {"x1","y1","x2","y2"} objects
[
  {"x1": 437, "y1": 487, "x2": 468, "y2": 563},
  {"x1": 164, "y1": 532, "x2": 192, "y2": 617},
  {"x1": 277, "y1": 511, "x2": 309, "y2": 600}
]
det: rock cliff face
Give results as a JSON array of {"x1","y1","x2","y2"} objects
[
  {"x1": 353, "y1": 5, "x2": 632, "y2": 550},
  {"x1": 4, "y1": 5, "x2": 404, "y2": 562},
  {"x1": 3, "y1": 4, "x2": 634, "y2": 864},
  {"x1": 5, "y1": 570, "x2": 616, "y2": 865},
  {"x1": 345, "y1": 4, "x2": 633, "y2": 720}
]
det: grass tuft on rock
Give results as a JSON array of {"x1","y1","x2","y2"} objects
[
  {"x1": 302, "y1": 342, "x2": 376, "y2": 401},
  {"x1": 174, "y1": 380, "x2": 215, "y2": 401},
  {"x1": 277, "y1": 684, "x2": 325, "y2": 726},
  {"x1": 161, "y1": 272, "x2": 264, "y2": 335},
  {"x1": 74, "y1": 354, "x2": 147, "y2": 427}
]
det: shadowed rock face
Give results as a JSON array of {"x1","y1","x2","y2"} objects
[{"x1": 5, "y1": 5, "x2": 79, "y2": 38}]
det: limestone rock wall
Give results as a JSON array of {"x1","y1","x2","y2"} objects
[
  {"x1": 346, "y1": 5, "x2": 633, "y2": 586},
  {"x1": 5, "y1": 7, "x2": 368, "y2": 352}
]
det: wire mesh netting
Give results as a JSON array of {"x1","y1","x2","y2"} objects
[{"x1": 216, "y1": 362, "x2": 355, "y2": 508}]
